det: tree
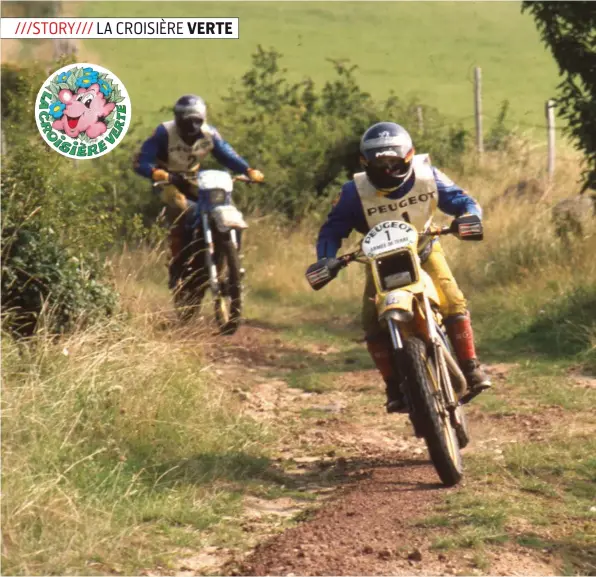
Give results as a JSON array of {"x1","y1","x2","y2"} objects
[{"x1": 522, "y1": 1, "x2": 596, "y2": 192}]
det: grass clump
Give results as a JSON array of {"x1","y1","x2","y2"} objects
[{"x1": 1, "y1": 320, "x2": 273, "y2": 575}]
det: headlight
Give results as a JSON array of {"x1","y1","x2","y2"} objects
[{"x1": 208, "y1": 189, "x2": 227, "y2": 204}]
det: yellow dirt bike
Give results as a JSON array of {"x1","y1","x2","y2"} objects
[{"x1": 305, "y1": 215, "x2": 484, "y2": 486}]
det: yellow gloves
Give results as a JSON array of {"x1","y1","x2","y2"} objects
[
  {"x1": 151, "y1": 168, "x2": 188, "y2": 210},
  {"x1": 247, "y1": 168, "x2": 265, "y2": 183},
  {"x1": 152, "y1": 168, "x2": 169, "y2": 182}
]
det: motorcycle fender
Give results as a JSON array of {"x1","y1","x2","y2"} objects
[{"x1": 377, "y1": 290, "x2": 414, "y2": 323}]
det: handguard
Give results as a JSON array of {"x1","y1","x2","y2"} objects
[
  {"x1": 451, "y1": 214, "x2": 484, "y2": 241},
  {"x1": 305, "y1": 257, "x2": 341, "y2": 291}
]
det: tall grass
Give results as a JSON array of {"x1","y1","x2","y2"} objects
[{"x1": 1, "y1": 309, "x2": 274, "y2": 575}]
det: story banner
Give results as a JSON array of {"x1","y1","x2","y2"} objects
[{"x1": 0, "y1": 18, "x2": 239, "y2": 39}]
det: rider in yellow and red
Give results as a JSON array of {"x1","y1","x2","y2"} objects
[{"x1": 315, "y1": 122, "x2": 491, "y2": 413}]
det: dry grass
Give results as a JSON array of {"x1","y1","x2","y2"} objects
[{"x1": 1, "y1": 286, "x2": 273, "y2": 574}]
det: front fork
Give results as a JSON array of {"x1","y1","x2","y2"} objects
[
  {"x1": 386, "y1": 295, "x2": 459, "y2": 434},
  {"x1": 202, "y1": 213, "x2": 243, "y2": 297},
  {"x1": 202, "y1": 212, "x2": 220, "y2": 297}
]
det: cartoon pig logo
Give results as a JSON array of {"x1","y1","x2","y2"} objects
[{"x1": 52, "y1": 84, "x2": 116, "y2": 139}]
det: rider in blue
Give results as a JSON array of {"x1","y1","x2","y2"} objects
[
  {"x1": 133, "y1": 94, "x2": 264, "y2": 289},
  {"x1": 316, "y1": 121, "x2": 491, "y2": 413}
]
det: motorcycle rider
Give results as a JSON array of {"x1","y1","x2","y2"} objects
[
  {"x1": 315, "y1": 121, "x2": 491, "y2": 413},
  {"x1": 133, "y1": 94, "x2": 264, "y2": 289}
]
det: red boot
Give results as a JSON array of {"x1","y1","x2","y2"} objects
[
  {"x1": 366, "y1": 335, "x2": 408, "y2": 413},
  {"x1": 444, "y1": 313, "x2": 491, "y2": 401}
]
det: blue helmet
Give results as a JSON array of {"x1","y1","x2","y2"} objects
[
  {"x1": 360, "y1": 122, "x2": 415, "y2": 191},
  {"x1": 173, "y1": 94, "x2": 207, "y2": 142}
]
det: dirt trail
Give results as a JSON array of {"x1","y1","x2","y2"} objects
[{"x1": 187, "y1": 323, "x2": 569, "y2": 576}]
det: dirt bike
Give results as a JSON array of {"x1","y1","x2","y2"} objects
[
  {"x1": 305, "y1": 215, "x2": 484, "y2": 486},
  {"x1": 154, "y1": 170, "x2": 256, "y2": 335}
]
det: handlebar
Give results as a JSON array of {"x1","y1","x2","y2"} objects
[
  {"x1": 152, "y1": 172, "x2": 261, "y2": 188},
  {"x1": 334, "y1": 225, "x2": 453, "y2": 266},
  {"x1": 306, "y1": 215, "x2": 483, "y2": 291},
  {"x1": 420, "y1": 224, "x2": 454, "y2": 237}
]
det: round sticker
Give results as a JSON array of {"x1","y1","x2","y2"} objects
[{"x1": 34, "y1": 62, "x2": 131, "y2": 159}]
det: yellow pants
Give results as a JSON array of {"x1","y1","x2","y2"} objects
[{"x1": 362, "y1": 241, "x2": 467, "y2": 339}]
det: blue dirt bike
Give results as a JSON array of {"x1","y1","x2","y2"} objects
[{"x1": 155, "y1": 170, "x2": 255, "y2": 335}]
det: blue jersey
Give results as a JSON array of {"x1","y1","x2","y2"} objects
[
  {"x1": 316, "y1": 167, "x2": 482, "y2": 259},
  {"x1": 133, "y1": 122, "x2": 250, "y2": 179}
]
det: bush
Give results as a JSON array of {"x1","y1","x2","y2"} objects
[
  {"x1": 1, "y1": 62, "x2": 121, "y2": 337},
  {"x1": 215, "y1": 46, "x2": 476, "y2": 220},
  {"x1": 1, "y1": 222, "x2": 117, "y2": 337}
]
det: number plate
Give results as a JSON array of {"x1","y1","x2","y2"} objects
[
  {"x1": 212, "y1": 205, "x2": 248, "y2": 232},
  {"x1": 362, "y1": 220, "x2": 418, "y2": 258}
]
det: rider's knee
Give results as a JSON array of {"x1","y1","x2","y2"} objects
[{"x1": 440, "y1": 285, "x2": 468, "y2": 317}]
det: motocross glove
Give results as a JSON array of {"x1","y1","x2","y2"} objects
[
  {"x1": 152, "y1": 169, "x2": 189, "y2": 210},
  {"x1": 152, "y1": 168, "x2": 169, "y2": 182},
  {"x1": 452, "y1": 213, "x2": 483, "y2": 240},
  {"x1": 247, "y1": 168, "x2": 265, "y2": 183},
  {"x1": 305, "y1": 257, "x2": 341, "y2": 291},
  {"x1": 168, "y1": 172, "x2": 189, "y2": 191}
]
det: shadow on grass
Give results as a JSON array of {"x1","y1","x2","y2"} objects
[
  {"x1": 145, "y1": 452, "x2": 445, "y2": 498},
  {"x1": 244, "y1": 312, "x2": 363, "y2": 343},
  {"x1": 516, "y1": 533, "x2": 596, "y2": 576}
]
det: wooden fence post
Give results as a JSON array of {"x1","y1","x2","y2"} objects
[
  {"x1": 474, "y1": 66, "x2": 483, "y2": 158},
  {"x1": 546, "y1": 99, "x2": 556, "y2": 183}
]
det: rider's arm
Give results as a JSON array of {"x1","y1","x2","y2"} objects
[
  {"x1": 133, "y1": 124, "x2": 169, "y2": 179},
  {"x1": 316, "y1": 182, "x2": 368, "y2": 259},
  {"x1": 433, "y1": 167, "x2": 483, "y2": 218},
  {"x1": 209, "y1": 126, "x2": 251, "y2": 175}
]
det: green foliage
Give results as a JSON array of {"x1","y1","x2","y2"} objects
[
  {"x1": 1, "y1": 61, "x2": 52, "y2": 133},
  {"x1": 1, "y1": 222, "x2": 118, "y2": 337},
  {"x1": 522, "y1": 1, "x2": 596, "y2": 191},
  {"x1": 217, "y1": 46, "x2": 476, "y2": 220},
  {"x1": 1, "y1": 61, "x2": 124, "y2": 337}
]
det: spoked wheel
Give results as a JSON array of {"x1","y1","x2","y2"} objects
[
  {"x1": 213, "y1": 239, "x2": 242, "y2": 335},
  {"x1": 404, "y1": 337, "x2": 463, "y2": 487}
]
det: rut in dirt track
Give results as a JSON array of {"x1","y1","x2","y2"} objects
[
  {"x1": 235, "y1": 454, "x2": 450, "y2": 576},
  {"x1": 208, "y1": 325, "x2": 558, "y2": 577}
]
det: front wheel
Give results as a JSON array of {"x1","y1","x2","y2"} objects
[
  {"x1": 214, "y1": 238, "x2": 243, "y2": 335},
  {"x1": 404, "y1": 337, "x2": 463, "y2": 487}
]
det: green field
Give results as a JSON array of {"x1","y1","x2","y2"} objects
[{"x1": 80, "y1": 1, "x2": 560, "y2": 132}]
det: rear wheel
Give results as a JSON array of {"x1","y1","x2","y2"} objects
[
  {"x1": 404, "y1": 337, "x2": 463, "y2": 487},
  {"x1": 214, "y1": 239, "x2": 242, "y2": 335}
]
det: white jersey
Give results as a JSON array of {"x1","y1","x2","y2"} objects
[
  {"x1": 355, "y1": 154, "x2": 439, "y2": 233},
  {"x1": 160, "y1": 120, "x2": 217, "y2": 174}
]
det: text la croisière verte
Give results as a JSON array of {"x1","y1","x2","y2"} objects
[{"x1": 38, "y1": 91, "x2": 126, "y2": 157}]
